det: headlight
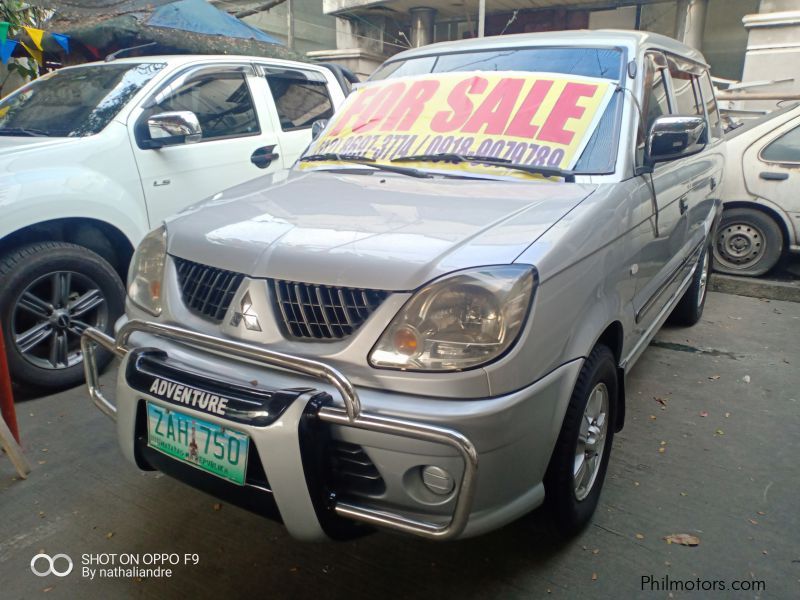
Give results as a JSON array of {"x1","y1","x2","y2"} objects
[
  {"x1": 369, "y1": 265, "x2": 535, "y2": 371},
  {"x1": 127, "y1": 224, "x2": 167, "y2": 316}
]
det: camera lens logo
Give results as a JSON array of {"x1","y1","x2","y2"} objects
[{"x1": 30, "y1": 553, "x2": 73, "y2": 577}]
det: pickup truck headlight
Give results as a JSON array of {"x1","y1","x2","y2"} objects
[
  {"x1": 127, "y1": 225, "x2": 167, "y2": 316},
  {"x1": 369, "y1": 266, "x2": 535, "y2": 371}
]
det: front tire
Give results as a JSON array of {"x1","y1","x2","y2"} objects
[
  {"x1": 544, "y1": 344, "x2": 617, "y2": 537},
  {"x1": 713, "y1": 207, "x2": 783, "y2": 277},
  {"x1": 0, "y1": 242, "x2": 125, "y2": 390}
]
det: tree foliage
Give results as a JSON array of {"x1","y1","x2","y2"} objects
[{"x1": 1, "y1": 0, "x2": 50, "y2": 94}]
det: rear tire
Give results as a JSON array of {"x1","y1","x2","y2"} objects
[
  {"x1": 669, "y1": 243, "x2": 710, "y2": 326},
  {"x1": 712, "y1": 208, "x2": 783, "y2": 277},
  {"x1": 0, "y1": 242, "x2": 125, "y2": 390},
  {"x1": 544, "y1": 344, "x2": 617, "y2": 537}
]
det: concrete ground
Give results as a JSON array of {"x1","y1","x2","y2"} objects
[{"x1": 1, "y1": 291, "x2": 798, "y2": 599}]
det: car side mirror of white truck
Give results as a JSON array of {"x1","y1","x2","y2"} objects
[
  {"x1": 311, "y1": 119, "x2": 329, "y2": 141},
  {"x1": 644, "y1": 115, "x2": 708, "y2": 169},
  {"x1": 142, "y1": 111, "x2": 202, "y2": 149}
]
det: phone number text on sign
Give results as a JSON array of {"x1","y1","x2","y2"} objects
[{"x1": 306, "y1": 71, "x2": 615, "y2": 175}]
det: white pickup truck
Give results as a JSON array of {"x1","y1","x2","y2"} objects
[{"x1": 0, "y1": 55, "x2": 349, "y2": 388}]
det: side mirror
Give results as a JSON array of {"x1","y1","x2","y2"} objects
[
  {"x1": 311, "y1": 119, "x2": 328, "y2": 141},
  {"x1": 645, "y1": 115, "x2": 707, "y2": 167},
  {"x1": 144, "y1": 111, "x2": 202, "y2": 148}
]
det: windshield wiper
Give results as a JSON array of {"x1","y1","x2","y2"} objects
[
  {"x1": 0, "y1": 127, "x2": 52, "y2": 137},
  {"x1": 301, "y1": 152, "x2": 377, "y2": 163},
  {"x1": 392, "y1": 153, "x2": 576, "y2": 182},
  {"x1": 300, "y1": 153, "x2": 433, "y2": 179}
]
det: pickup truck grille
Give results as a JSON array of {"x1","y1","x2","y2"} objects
[
  {"x1": 173, "y1": 257, "x2": 244, "y2": 323},
  {"x1": 270, "y1": 280, "x2": 388, "y2": 340}
]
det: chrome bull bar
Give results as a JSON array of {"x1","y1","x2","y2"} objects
[{"x1": 81, "y1": 319, "x2": 478, "y2": 541}]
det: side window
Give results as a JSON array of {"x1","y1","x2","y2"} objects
[
  {"x1": 637, "y1": 52, "x2": 671, "y2": 162},
  {"x1": 667, "y1": 59, "x2": 703, "y2": 116},
  {"x1": 144, "y1": 71, "x2": 259, "y2": 141},
  {"x1": 698, "y1": 72, "x2": 722, "y2": 140},
  {"x1": 761, "y1": 125, "x2": 800, "y2": 163},
  {"x1": 265, "y1": 70, "x2": 334, "y2": 131}
]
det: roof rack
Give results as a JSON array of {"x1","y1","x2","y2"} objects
[{"x1": 105, "y1": 42, "x2": 158, "y2": 62}]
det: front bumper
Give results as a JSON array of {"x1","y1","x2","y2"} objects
[{"x1": 82, "y1": 320, "x2": 579, "y2": 541}]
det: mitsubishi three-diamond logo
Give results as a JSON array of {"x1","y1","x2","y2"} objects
[{"x1": 230, "y1": 291, "x2": 262, "y2": 331}]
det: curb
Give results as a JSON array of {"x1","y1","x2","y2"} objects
[{"x1": 710, "y1": 273, "x2": 800, "y2": 303}]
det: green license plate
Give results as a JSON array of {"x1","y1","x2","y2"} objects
[{"x1": 146, "y1": 402, "x2": 249, "y2": 485}]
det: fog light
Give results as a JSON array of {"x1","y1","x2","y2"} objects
[{"x1": 421, "y1": 466, "x2": 454, "y2": 495}]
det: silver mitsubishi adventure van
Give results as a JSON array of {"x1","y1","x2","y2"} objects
[{"x1": 83, "y1": 30, "x2": 724, "y2": 542}]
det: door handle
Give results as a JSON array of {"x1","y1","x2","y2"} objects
[
  {"x1": 251, "y1": 145, "x2": 279, "y2": 169},
  {"x1": 690, "y1": 176, "x2": 716, "y2": 191},
  {"x1": 679, "y1": 196, "x2": 688, "y2": 215},
  {"x1": 759, "y1": 171, "x2": 788, "y2": 181}
]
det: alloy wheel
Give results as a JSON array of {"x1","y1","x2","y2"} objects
[
  {"x1": 574, "y1": 382, "x2": 609, "y2": 501},
  {"x1": 697, "y1": 250, "x2": 710, "y2": 309},
  {"x1": 10, "y1": 270, "x2": 108, "y2": 370}
]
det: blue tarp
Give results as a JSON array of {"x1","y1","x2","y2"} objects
[{"x1": 147, "y1": 0, "x2": 283, "y2": 45}]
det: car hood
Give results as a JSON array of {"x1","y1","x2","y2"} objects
[
  {"x1": 0, "y1": 136, "x2": 79, "y2": 159},
  {"x1": 167, "y1": 170, "x2": 596, "y2": 291}
]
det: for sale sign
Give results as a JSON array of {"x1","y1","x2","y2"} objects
[{"x1": 303, "y1": 71, "x2": 616, "y2": 178}]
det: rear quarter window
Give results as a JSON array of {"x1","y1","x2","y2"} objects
[
  {"x1": 760, "y1": 125, "x2": 800, "y2": 163},
  {"x1": 266, "y1": 71, "x2": 334, "y2": 131}
]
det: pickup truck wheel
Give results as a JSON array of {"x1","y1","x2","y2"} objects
[
  {"x1": 668, "y1": 243, "x2": 710, "y2": 327},
  {"x1": 712, "y1": 208, "x2": 783, "y2": 277},
  {"x1": 544, "y1": 344, "x2": 617, "y2": 537},
  {"x1": 0, "y1": 242, "x2": 125, "y2": 390}
]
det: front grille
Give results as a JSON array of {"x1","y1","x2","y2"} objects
[
  {"x1": 270, "y1": 280, "x2": 388, "y2": 340},
  {"x1": 173, "y1": 257, "x2": 244, "y2": 323},
  {"x1": 327, "y1": 441, "x2": 385, "y2": 497}
]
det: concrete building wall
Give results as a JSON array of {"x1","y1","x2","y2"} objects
[
  {"x1": 238, "y1": 0, "x2": 337, "y2": 55},
  {"x1": 309, "y1": 0, "x2": 771, "y2": 80},
  {"x1": 586, "y1": 0, "x2": 757, "y2": 80},
  {"x1": 702, "y1": 0, "x2": 759, "y2": 80},
  {"x1": 738, "y1": 0, "x2": 800, "y2": 111}
]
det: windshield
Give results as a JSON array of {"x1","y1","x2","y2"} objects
[
  {"x1": 0, "y1": 62, "x2": 166, "y2": 137},
  {"x1": 366, "y1": 47, "x2": 624, "y2": 174},
  {"x1": 370, "y1": 47, "x2": 622, "y2": 81},
  {"x1": 302, "y1": 66, "x2": 620, "y2": 180}
]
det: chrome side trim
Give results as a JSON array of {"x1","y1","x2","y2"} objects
[
  {"x1": 81, "y1": 320, "x2": 479, "y2": 541},
  {"x1": 621, "y1": 258, "x2": 698, "y2": 371}
]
